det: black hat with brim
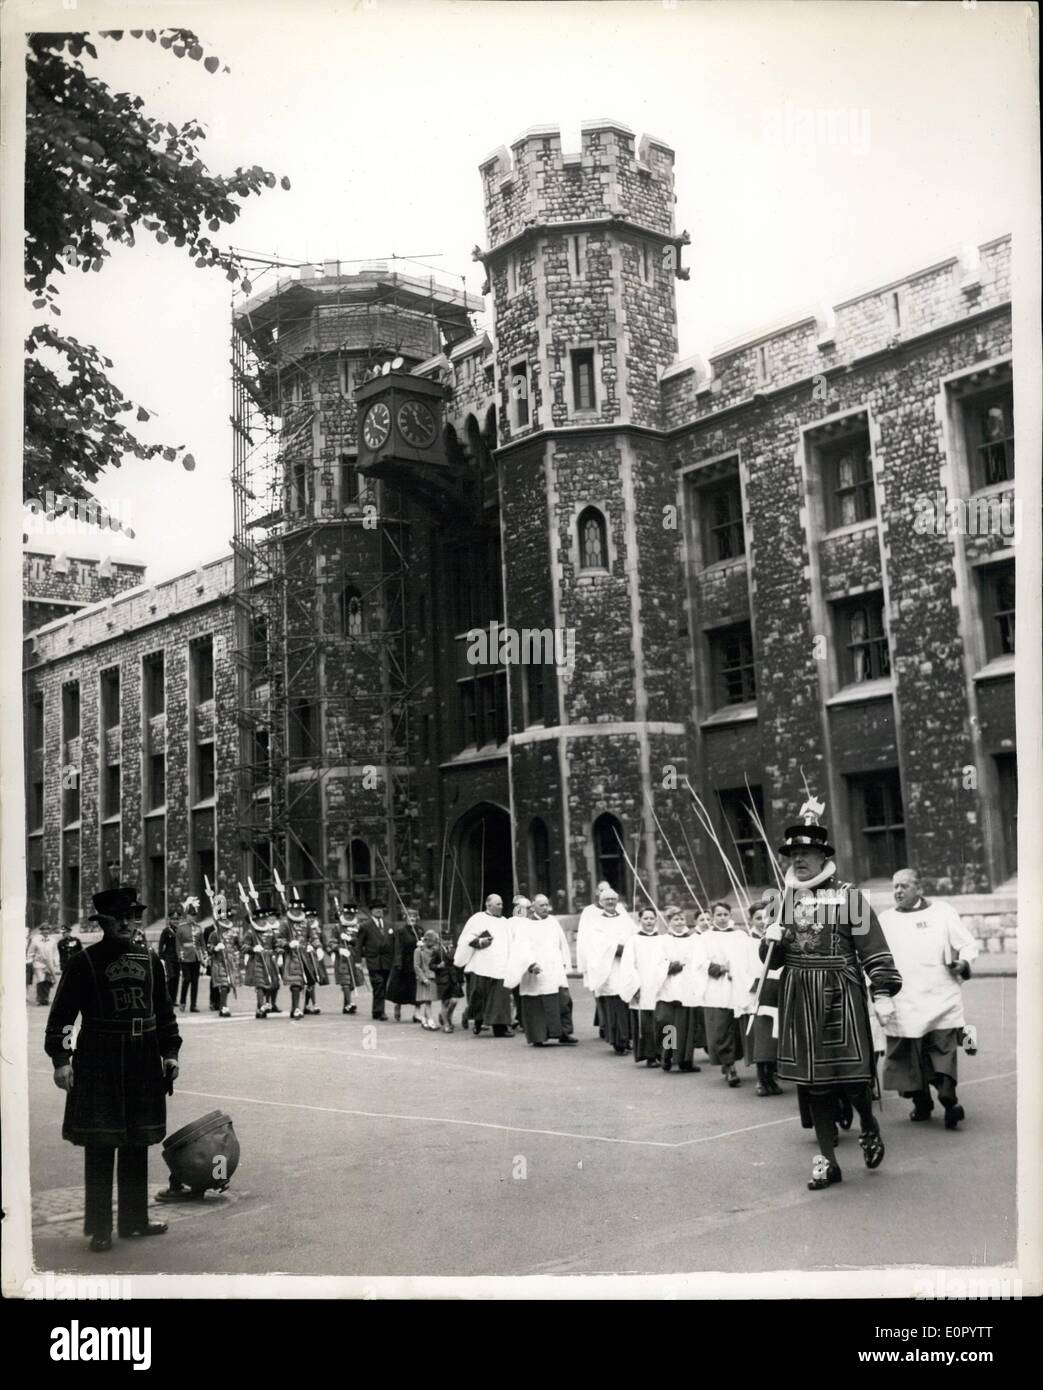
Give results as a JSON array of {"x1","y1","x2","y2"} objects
[
  {"x1": 89, "y1": 887, "x2": 148, "y2": 922},
  {"x1": 369, "y1": 899, "x2": 386, "y2": 911},
  {"x1": 778, "y1": 824, "x2": 835, "y2": 858}
]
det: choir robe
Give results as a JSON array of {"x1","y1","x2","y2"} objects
[
  {"x1": 504, "y1": 916, "x2": 573, "y2": 1043},
  {"x1": 655, "y1": 931, "x2": 707, "y2": 1068},
  {"x1": 576, "y1": 903, "x2": 639, "y2": 1049},
  {"x1": 700, "y1": 927, "x2": 760, "y2": 1067},
  {"x1": 878, "y1": 899, "x2": 978, "y2": 1096},
  {"x1": 453, "y1": 912, "x2": 514, "y2": 1028},
  {"x1": 618, "y1": 931, "x2": 668, "y2": 1062}
]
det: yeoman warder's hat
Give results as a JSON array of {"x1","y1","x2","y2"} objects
[
  {"x1": 777, "y1": 822, "x2": 835, "y2": 858},
  {"x1": 89, "y1": 887, "x2": 147, "y2": 921}
]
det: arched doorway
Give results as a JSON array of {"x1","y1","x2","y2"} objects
[{"x1": 449, "y1": 802, "x2": 513, "y2": 924}]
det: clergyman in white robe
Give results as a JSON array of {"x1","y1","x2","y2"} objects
[
  {"x1": 576, "y1": 887, "x2": 638, "y2": 1052},
  {"x1": 505, "y1": 909, "x2": 576, "y2": 1046},
  {"x1": 453, "y1": 895, "x2": 515, "y2": 1035},
  {"x1": 878, "y1": 870, "x2": 980, "y2": 1125}
]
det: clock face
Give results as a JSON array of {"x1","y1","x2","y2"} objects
[
  {"x1": 397, "y1": 399, "x2": 437, "y2": 449},
  {"x1": 362, "y1": 402, "x2": 391, "y2": 451}
]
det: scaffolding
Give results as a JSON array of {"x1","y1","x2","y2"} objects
[{"x1": 230, "y1": 255, "x2": 478, "y2": 912}]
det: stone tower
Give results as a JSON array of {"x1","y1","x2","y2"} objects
[{"x1": 478, "y1": 121, "x2": 692, "y2": 909}]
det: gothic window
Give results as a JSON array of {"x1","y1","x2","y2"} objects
[
  {"x1": 593, "y1": 812, "x2": 629, "y2": 898},
  {"x1": 527, "y1": 817, "x2": 551, "y2": 897},
  {"x1": 578, "y1": 506, "x2": 608, "y2": 571}
]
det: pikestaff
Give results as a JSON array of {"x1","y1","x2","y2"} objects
[
  {"x1": 272, "y1": 868, "x2": 290, "y2": 914},
  {"x1": 644, "y1": 792, "x2": 706, "y2": 916},
  {"x1": 611, "y1": 830, "x2": 669, "y2": 928},
  {"x1": 630, "y1": 831, "x2": 640, "y2": 914}
]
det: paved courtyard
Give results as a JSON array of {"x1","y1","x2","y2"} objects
[{"x1": 25, "y1": 976, "x2": 1016, "y2": 1280}]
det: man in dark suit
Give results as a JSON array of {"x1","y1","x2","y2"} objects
[
  {"x1": 355, "y1": 899, "x2": 394, "y2": 1020},
  {"x1": 45, "y1": 887, "x2": 182, "y2": 1252}
]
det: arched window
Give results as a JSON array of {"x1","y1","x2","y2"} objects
[
  {"x1": 527, "y1": 817, "x2": 551, "y2": 897},
  {"x1": 340, "y1": 586, "x2": 364, "y2": 637},
  {"x1": 578, "y1": 506, "x2": 608, "y2": 571},
  {"x1": 593, "y1": 812, "x2": 628, "y2": 897},
  {"x1": 350, "y1": 839, "x2": 372, "y2": 905}
]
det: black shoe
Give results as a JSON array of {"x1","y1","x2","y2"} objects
[
  {"x1": 558, "y1": 1034, "x2": 578, "y2": 1045},
  {"x1": 347, "y1": 1004, "x2": 357, "y2": 1014},
  {"x1": 531, "y1": 1040, "x2": 545, "y2": 1047},
  {"x1": 808, "y1": 1156, "x2": 843, "y2": 1191},
  {"x1": 756, "y1": 1082, "x2": 769, "y2": 1096},
  {"x1": 613, "y1": 1043, "x2": 628, "y2": 1055},
  {"x1": 89, "y1": 1234, "x2": 113, "y2": 1252},
  {"x1": 726, "y1": 1066, "x2": 741, "y2": 1088},
  {"x1": 859, "y1": 1125, "x2": 885, "y2": 1169},
  {"x1": 190, "y1": 1007, "x2": 200, "y2": 1013},
  {"x1": 645, "y1": 1058, "x2": 660, "y2": 1068},
  {"x1": 943, "y1": 1103, "x2": 965, "y2": 1130},
  {"x1": 472, "y1": 1020, "x2": 483, "y2": 1035},
  {"x1": 255, "y1": 1010, "x2": 267, "y2": 1019},
  {"x1": 910, "y1": 1106, "x2": 933, "y2": 1121},
  {"x1": 119, "y1": 1222, "x2": 168, "y2": 1238},
  {"x1": 662, "y1": 1055, "x2": 673, "y2": 1072}
]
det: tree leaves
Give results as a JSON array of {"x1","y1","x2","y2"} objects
[{"x1": 24, "y1": 28, "x2": 291, "y2": 497}]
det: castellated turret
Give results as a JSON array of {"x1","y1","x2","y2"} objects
[{"x1": 478, "y1": 121, "x2": 693, "y2": 910}]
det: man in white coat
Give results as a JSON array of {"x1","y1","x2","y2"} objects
[
  {"x1": 879, "y1": 868, "x2": 979, "y2": 1128},
  {"x1": 576, "y1": 885, "x2": 638, "y2": 1054},
  {"x1": 453, "y1": 893, "x2": 514, "y2": 1037},
  {"x1": 505, "y1": 897, "x2": 577, "y2": 1047}
]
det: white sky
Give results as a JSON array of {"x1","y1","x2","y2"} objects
[{"x1": 16, "y1": 0, "x2": 1040, "y2": 583}]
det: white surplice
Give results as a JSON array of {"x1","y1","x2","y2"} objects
[
  {"x1": 453, "y1": 911, "x2": 513, "y2": 979},
  {"x1": 504, "y1": 916, "x2": 573, "y2": 995},
  {"x1": 699, "y1": 927, "x2": 760, "y2": 1015},
  {"x1": 879, "y1": 899, "x2": 979, "y2": 1038},
  {"x1": 576, "y1": 903, "x2": 639, "y2": 997},
  {"x1": 656, "y1": 931, "x2": 708, "y2": 1007},
  {"x1": 617, "y1": 931, "x2": 668, "y2": 1009}
]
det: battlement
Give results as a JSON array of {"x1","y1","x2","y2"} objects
[
  {"x1": 661, "y1": 234, "x2": 1011, "y2": 426},
  {"x1": 480, "y1": 119, "x2": 676, "y2": 252},
  {"x1": 24, "y1": 555, "x2": 235, "y2": 665}
]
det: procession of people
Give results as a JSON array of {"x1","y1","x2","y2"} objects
[{"x1": 39, "y1": 795, "x2": 993, "y2": 1252}]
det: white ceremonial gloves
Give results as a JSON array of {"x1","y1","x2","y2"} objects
[
  {"x1": 764, "y1": 923, "x2": 785, "y2": 942},
  {"x1": 873, "y1": 996, "x2": 898, "y2": 1027}
]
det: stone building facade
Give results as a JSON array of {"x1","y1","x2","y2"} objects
[{"x1": 22, "y1": 120, "x2": 1017, "y2": 949}]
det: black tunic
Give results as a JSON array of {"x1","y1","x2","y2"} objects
[{"x1": 44, "y1": 937, "x2": 182, "y2": 1148}]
